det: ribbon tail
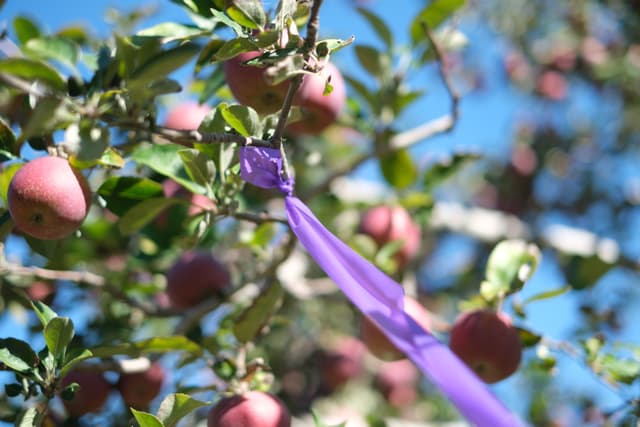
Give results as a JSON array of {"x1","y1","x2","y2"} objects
[{"x1": 285, "y1": 196, "x2": 525, "y2": 427}]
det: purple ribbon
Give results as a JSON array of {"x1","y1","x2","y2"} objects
[{"x1": 240, "y1": 146, "x2": 524, "y2": 427}]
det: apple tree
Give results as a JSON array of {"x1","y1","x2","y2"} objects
[{"x1": 0, "y1": 0, "x2": 639, "y2": 426}]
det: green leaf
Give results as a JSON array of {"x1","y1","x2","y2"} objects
[
  {"x1": 0, "y1": 338, "x2": 39, "y2": 373},
  {"x1": 178, "y1": 149, "x2": 216, "y2": 188},
  {"x1": 59, "y1": 348, "x2": 93, "y2": 378},
  {"x1": 118, "y1": 197, "x2": 183, "y2": 235},
  {"x1": 379, "y1": 149, "x2": 418, "y2": 189},
  {"x1": 98, "y1": 147, "x2": 126, "y2": 169},
  {"x1": 157, "y1": 393, "x2": 209, "y2": 427},
  {"x1": 131, "y1": 409, "x2": 164, "y2": 427},
  {"x1": 600, "y1": 354, "x2": 640, "y2": 384},
  {"x1": 410, "y1": 0, "x2": 466, "y2": 44},
  {"x1": 24, "y1": 36, "x2": 79, "y2": 69},
  {"x1": 343, "y1": 74, "x2": 375, "y2": 111},
  {"x1": 129, "y1": 43, "x2": 200, "y2": 86},
  {"x1": 131, "y1": 144, "x2": 207, "y2": 194},
  {"x1": 213, "y1": 37, "x2": 257, "y2": 61},
  {"x1": 565, "y1": 254, "x2": 613, "y2": 290},
  {"x1": 423, "y1": 151, "x2": 481, "y2": 189},
  {"x1": 91, "y1": 336, "x2": 203, "y2": 358},
  {"x1": 522, "y1": 286, "x2": 571, "y2": 305},
  {"x1": 226, "y1": 0, "x2": 267, "y2": 29},
  {"x1": 30, "y1": 300, "x2": 58, "y2": 328},
  {"x1": 0, "y1": 58, "x2": 66, "y2": 91},
  {"x1": 0, "y1": 117, "x2": 16, "y2": 157},
  {"x1": 354, "y1": 45, "x2": 390, "y2": 79},
  {"x1": 219, "y1": 104, "x2": 262, "y2": 137},
  {"x1": 13, "y1": 16, "x2": 41, "y2": 45},
  {"x1": 98, "y1": 176, "x2": 164, "y2": 216},
  {"x1": 63, "y1": 122, "x2": 110, "y2": 164},
  {"x1": 315, "y1": 37, "x2": 355, "y2": 58},
  {"x1": 43, "y1": 317, "x2": 74, "y2": 361},
  {"x1": 209, "y1": 8, "x2": 245, "y2": 35},
  {"x1": 233, "y1": 282, "x2": 284, "y2": 343},
  {"x1": 312, "y1": 411, "x2": 348, "y2": 427},
  {"x1": 483, "y1": 240, "x2": 541, "y2": 302},
  {"x1": 136, "y1": 22, "x2": 207, "y2": 43},
  {"x1": 0, "y1": 162, "x2": 22, "y2": 208},
  {"x1": 356, "y1": 7, "x2": 393, "y2": 49},
  {"x1": 21, "y1": 97, "x2": 76, "y2": 139},
  {"x1": 517, "y1": 327, "x2": 541, "y2": 348},
  {"x1": 15, "y1": 407, "x2": 40, "y2": 427}
]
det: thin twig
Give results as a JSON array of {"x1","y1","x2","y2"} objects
[{"x1": 271, "y1": 0, "x2": 325, "y2": 180}]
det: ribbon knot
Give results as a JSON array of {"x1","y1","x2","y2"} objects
[{"x1": 239, "y1": 146, "x2": 524, "y2": 427}]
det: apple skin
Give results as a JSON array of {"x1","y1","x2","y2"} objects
[
  {"x1": 207, "y1": 391, "x2": 291, "y2": 427},
  {"x1": 164, "y1": 102, "x2": 211, "y2": 130},
  {"x1": 375, "y1": 359, "x2": 419, "y2": 407},
  {"x1": 536, "y1": 70, "x2": 567, "y2": 101},
  {"x1": 286, "y1": 62, "x2": 346, "y2": 136},
  {"x1": 60, "y1": 370, "x2": 111, "y2": 417},
  {"x1": 8, "y1": 156, "x2": 91, "y2": 240},
  {"x1": 319, "y1": 337, "x2": 366, "y2": 391},
  {"x1": 117, "y1": 362, "x2": 166, "y2": 409},
  {"x1": 223, "y1": 51, "x2": 291, "y2": 115},
  {"x1": 449, "y1": 310, "x2": 522, "y2": 384},
  {"x1": 25, "y1": 281, "x2": 56, "y2": 304},
  {"x1": 360, "y1": 296, "x2": 432, "y2": 361},
  {"x1": 359, "y1": 205, "x2": 421, "y2": 267},
  {"x1": 165, "y1": 251, "x2": 231, "y2": 310}
]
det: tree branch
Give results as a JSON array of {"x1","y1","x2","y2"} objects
[{"x1": 301, "y1": 21, "x2": 461, "y2": 200}]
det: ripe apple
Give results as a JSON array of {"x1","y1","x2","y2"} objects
[
  {"x1": 286, "y1": 62, "x2": 346, "y2": 136},
  {"x1": 223, "y1": 51, "x2": 291, "y2": 115},
  {"x1": 164, "y1": 102, "x2": 211, "y2": 130},
  {"x1": 375, "y1": 359, "x2": 419, "y2": 407},
  {"x1": 207, "y1": 391, "x2": 291, "y2": 427},
  {"x1": 8, "y1": 156, "x2": 91, "y2": 240},
  {"x1": 319, "y1": 337, "x2": 366, "y2": 391},
  {"x1": 117, "y1": 362, "x2": 166, "y2": 409},
  {"x1": 60, "y1": 369, "x2": 111, "y2": 417},
  {"x1": 448, "y1": 310, "x2": 522, "y2": 384},
  {"x1": 25, "y1": 281, "x2": 56, "y2": 304},
  {"x1": 536, "y1": 70, "x2": 567, "y2": 101},
  {"x1": 165, "y1": 251, "x2": 231, "y2": 309},
  {"x1": 360, "y1": 296, "x2": 432, "y2": 361},
  {"x1": 359, "y1": 205, "x2": 421, "y2": 267}
]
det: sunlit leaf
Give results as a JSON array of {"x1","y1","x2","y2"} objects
[
  {"x1": 43, "y1": 317, "x2": 74, "y2": 361},
  {"x1": 357, "y1": 7, "x2": 393, "y2": 49},
  {"x1": 410, "y1": 0, "x2": 467, "y2": 44},
  {"x1": 0, "y1": 58, "x2": 66, "y2": 91},
  {"x1": 91, "y1": 336, "x2": 203, "y2": 358},
  {"x1": 13, "y1": 16, "x2": 41, "y2": 45},
  {"x1": 380, "y1": 149, "x2": 418, "y2": 189},
  {"x1": 129, "y1": 43, "x2": 200, "y2": 86},
  {"x1": 233, "y1": 282, "x2": 284, "y2": 343},
  {"x1": 219, "y1": 103, "x2": 263, "y2": 137},
  {"x1": 157, "y1": 393, "x2": 209, "y2": 427},
  {"x1": 131, "y1": 409, "x2": 163, "y2": 427},
  {"x1": 98, "y1": 176, "x2": 164, "y2": 216}
]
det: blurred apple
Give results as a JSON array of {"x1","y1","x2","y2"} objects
[
  {"x1": 165, "y1": 251, "x2": 231, "y2": 309},
  {"x1": 375, "y1": 359, "x2": 419, "y2": 407},
  {"x1": 360, "y1": 296, "x2": 432, "y2": 361},
  {"x1": 117, "y1": 362, "x2": 166, "y2": 409},
  {"x1": 207, "y1": 391, "x2": 291, "y2": 427},
  {"x1": 60, "y1": 369, "x2": 111, "y2": 417},
  {"x1": 319, "y1": 336, "x2": 366, "y2": 391},
  {"x1": 359, "y1": 205, "x2": 421, "y2": 267},
  {"x1": 164, "y1": 102, "x2": 211, "y2": 130},
  {"x1": 449, "y1": 310, "x2": 522, "y2": 383},
  {"x1": 536, "y1": 70, "x2": 567, "y2": 101}
]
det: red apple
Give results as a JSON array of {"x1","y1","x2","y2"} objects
[
  {"x1": 165, "y1": 251, "x2": 231, "y2": 309},
  {"x1": 536, "y1": 70, "x2": 567, "y2": 101},
  {"x1": 359, "y1": 205, "x2": 421, "y2": 267},
  {"x1": 223, "y1": 51, "x2": 291, "y2": 115},
  {"x1": 375, "y1": 359, "x2": 419, "y2": 407},
  {"x1": 319, "y1": 337, "x2": 366, "y2": 391},
  {"x1": 164, "y1": 102, "x2": 211, "y2": 130},
  {"x1": 360, "y1": 296, "x2": 432, "y2": 361},
  {"x1": 25, "y1": 281, "x2": 56, "y2": 304},
  {"x1": 449, "y1": 310, "x2": 522, "y2": 384},
  {"x1": 8, "y1": 156, "x2": 91, "y2": 240},
  {"x1": 60, "y1": 369, "x2": 111, "y2": 417},
  {"x1": 286, "y1": 61, "x2": 346, "y2": 136},
  {"x1": 117, "y1": 362, "x2": 166, "y2": 409},
  {"x1": 207, "y1": 391, "x2": 291, "y2": 427}
]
